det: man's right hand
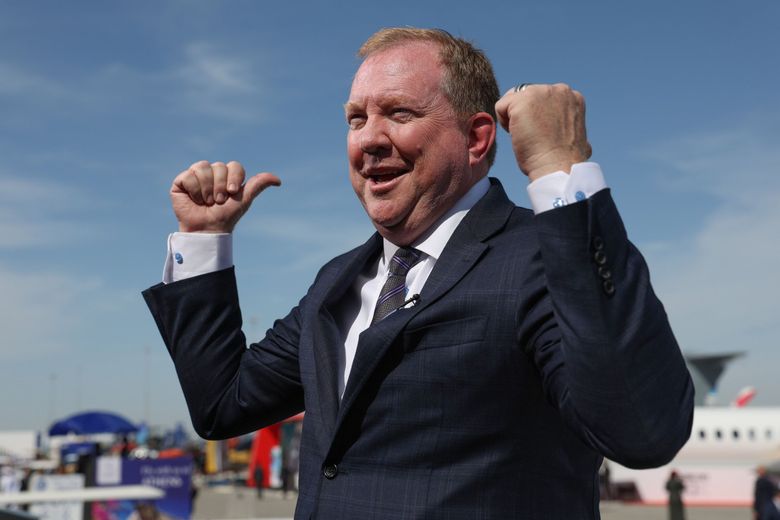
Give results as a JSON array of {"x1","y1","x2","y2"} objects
[{"x1": 170, "y1": 160, "x2": 281, "y2": 233}]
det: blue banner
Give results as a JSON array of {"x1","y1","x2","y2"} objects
[{"x1": 94, "y1": 456, "x2": 194, "y2": 520}]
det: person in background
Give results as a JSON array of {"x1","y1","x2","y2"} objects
[
  {"x1": 762, "y1": 488, "x2": 780, "y2": 520},
  {"x1": 19, "y1": 467, "x2": 31, "y2": 512},
  {"x1": 756, "y1": 466, "x2": 778, "y2": 519},
  {"x1": 599, "y1": 459, "x2": 613, "y2": 500},
  {"x1": 253, "y1": 464, "x2": 264, "y2": 500},
  {"x1": 281, "y1": 421, "x2": 302, "y2": 498},
  {"x1": 665, "y1": 470, "x2": 686, "y2": 520}
]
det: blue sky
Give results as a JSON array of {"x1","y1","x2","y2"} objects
[{"x1": 1, "y1": 1, "x2": 778, "y2": 433}]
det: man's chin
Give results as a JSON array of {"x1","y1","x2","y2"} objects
[
  {"x1": 370, "y1": 216, "x2": 423, "y2": 246},
  {"x1": 366, "y1": 207, "x2": 406, "y2": 231},
  {"x1": 371, "y1": 217, "x2": 403, "y2": 234}
]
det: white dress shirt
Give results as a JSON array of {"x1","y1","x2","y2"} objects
[
  {"x1": 162, "y1": 163, "x2": 606, "y2": 397},
  {"x1": 336, "y1": 175, "x2": 490, "y2": 396}
]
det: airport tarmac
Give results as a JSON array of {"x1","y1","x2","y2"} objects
[{"x1": 193, "y1": 486, "x2": 752, "y2": 519}]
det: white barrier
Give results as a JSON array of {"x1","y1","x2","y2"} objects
[{"x1": 0, "y1": 485, "x2": 164, "y2": 505}]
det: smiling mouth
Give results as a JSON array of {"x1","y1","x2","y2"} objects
[
  {"x1": 367, "y1": 170, "x2": 409, "y2": 184},
  {"x1": 372, "y1": 173, "x2": 401, "y2": 183}
]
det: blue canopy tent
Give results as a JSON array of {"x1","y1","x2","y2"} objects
[{"x1": 48, "y1": 411, "x2": 138, "y2": 436}]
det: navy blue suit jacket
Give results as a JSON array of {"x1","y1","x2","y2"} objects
[{"x1": 144, "y1": 179, "x2": 694, "y2": 519}]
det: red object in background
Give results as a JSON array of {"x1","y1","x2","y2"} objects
[
  {"x1": 247, "y1": 424, "x2": 280, "y2": 488},
  {"x1": 733, "y1": 386, "x2": 757, "y2": 407},
  {"x1": 158, "y1": 448, "x2": 186, "y2": 459}
]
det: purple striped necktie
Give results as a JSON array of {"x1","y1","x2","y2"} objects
[{"x1": 371, "y1": 247, "x2": 423, "y2": 324}]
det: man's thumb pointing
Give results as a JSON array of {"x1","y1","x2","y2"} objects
[{"x1": 243, "y1": 173, "x2": 282, "y2": 204}]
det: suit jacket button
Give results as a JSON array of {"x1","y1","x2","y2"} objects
[
  {"x1": 592, "y1": 236, "x2": 605, "y2": 251},
  {"x1": 594, "y1": 250, "x2": 607, "y2": 265},
  {"x1": 603, "y1": 279, "x2": 615, "y2": 296},
  {"x1": 323, "y1": 463, "x2": 338, "y2": 479},
  {"x1": 598, "y1": 266, "x2": 612, "y2": 280}
]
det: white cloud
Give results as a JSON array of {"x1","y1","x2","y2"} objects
[
  {"x1": 0, "y1": 62, "x2": 67, "y2": 99},
  {"x1": 0, "y1": 176, "x2": 97, "y2": 249},
  {"x1": 642, "y1": 113, "x2": 780, "y2": 403},
  {"x1": 173, "y1": 42, "x2": 266, "y2": 122},
  {"x1": 0, "y1": 177, "x2": 90, "y2": 209},
  {"x1": 0, "y1": 41, "x2": 270, "y2": 125},
  {"x1": 0, "y1": 264, "x2": 101, "y2": 360},
  {"x1": 180, "y1": 42, "x2": 254, "y2": 92},
  {"x1": 647, "y1": 114, "x2": 780, "y2": 204},
  {"x1": 651, "y1": 199, "x2": 780, "y2": 348}
]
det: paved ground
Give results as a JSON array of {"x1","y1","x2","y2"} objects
[
  {"x1": 194, "y1": 486, "x2": 751, "y2": 519},
  {"x1": 193, "y1": 486, "x2": 297, "y2": 519},
  {"x1": 600, "y1": 501, "x2": 750, "y2": 520}
]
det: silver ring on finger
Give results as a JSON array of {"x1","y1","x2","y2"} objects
[{"x1": 514, "y1": 83, "x2": 533, "y2": 93}]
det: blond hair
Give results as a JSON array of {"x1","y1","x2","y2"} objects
[{"x1": 359, "y1": 28, "x2": 499, "y2": 166}]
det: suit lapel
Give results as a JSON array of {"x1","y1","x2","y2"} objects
[
  {"x1": 335, "y1": 178, "x2": 515, "y2": 430},
  {"x1": 312, "y1": 233, "x2": 382, "y2": 435}
]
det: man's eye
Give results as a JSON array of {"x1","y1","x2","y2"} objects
[
  {"x1": 391, "y1": 109, "x2": 413, "y2": 121},
  {"x1": 347, "y1": 116, "x2": 365, "y2": 129}
]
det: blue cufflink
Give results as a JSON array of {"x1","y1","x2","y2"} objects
[
  {"x1": 174, "y1": 252, "x2": 183, "y2": 264},
  {"x1": 575, "y1": 191, "x2": 586, "y2": 201},
  {"x1": 553, "y1": 197, "x2": 565, "y2": 208}
]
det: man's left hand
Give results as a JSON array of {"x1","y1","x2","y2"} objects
[{"x1": 495, "y1": 83, "x2": 592, "y2": 182}]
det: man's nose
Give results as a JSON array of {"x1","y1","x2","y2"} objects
[{"x1": 359, "y1": 118, "x2": 392, "y2": 154}]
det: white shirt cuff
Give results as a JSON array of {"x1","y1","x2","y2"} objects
[
  {"x1": 163, "y1": 232, "x2": 233, "y2": 284},
  {"x1": 526, "y1": 162, "x2": 607, "y2": 214}
]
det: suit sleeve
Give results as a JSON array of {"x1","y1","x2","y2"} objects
[
  {"x1": 524, "y1": 189, "x2": 694, "y2": 469},
  {"x1": 143, "y1": 267, "x2": 305, "y2": 439}
]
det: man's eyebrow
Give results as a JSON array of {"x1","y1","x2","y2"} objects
[
  {"x1": 379, "y1": 95, "x2": 415, "y2": 108},
  {"x1": 343, "y1": 101, "x2": 360, "y2": 113},
  {"x1": 344, "y1": 96, "x2": 420, "y2": 114}
]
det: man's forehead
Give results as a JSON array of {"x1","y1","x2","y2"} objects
[
  {"x1": 347, "y1": 42, "x2": 444, "y2": 105},
  {"x1": 356, "y1": 41, "x2": 442, "y2": 78}
]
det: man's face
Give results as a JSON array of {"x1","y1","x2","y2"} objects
[{"x1": 346, "y1": 42, "x2": 477, "y2": 245}]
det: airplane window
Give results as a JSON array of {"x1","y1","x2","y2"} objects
[
  {"x1": 715, "y1": 429, "x2": 722, "y2": 440},
  {"x1": 698, "y1": 429, "x2": 706, "y2": 440},
  {"x1": 732, "y1": 429, "x2": 739, "y2": 440},
  {"x1": 767, "y1": 429, "x2": 773, "y2": 440},
  {"x1": 749, "y1": 429, "x2": 756, "y2": 440}
]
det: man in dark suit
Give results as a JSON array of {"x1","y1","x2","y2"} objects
[
  {"x1": 762, "y1": 489, "x2": 780, "y2": 520},
  {"x1": 756, "y1": 466, "x2": 778, "y2": 519},
  {"x1": 144, "y1": 28, "x2": 694, "y2": 519}
]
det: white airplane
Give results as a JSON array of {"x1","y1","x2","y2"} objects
[{"x1": 608, "y1": 353, "x2": 780, "y2": 506}]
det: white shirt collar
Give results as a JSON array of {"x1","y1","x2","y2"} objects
[{"x1": 382, "y1": 176, "x2": 490, "y2": 266}]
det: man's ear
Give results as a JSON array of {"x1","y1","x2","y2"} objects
[{"x1": 467, "y1": 112, "x2": 496, "y2": 167}]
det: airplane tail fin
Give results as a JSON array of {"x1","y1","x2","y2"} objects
[
  {"x1": 732, "y1": 386, "x2": 757, "y2": 407},
  {"x1": 686, "y1": 352, "x2": 745, "y2": 406}
]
